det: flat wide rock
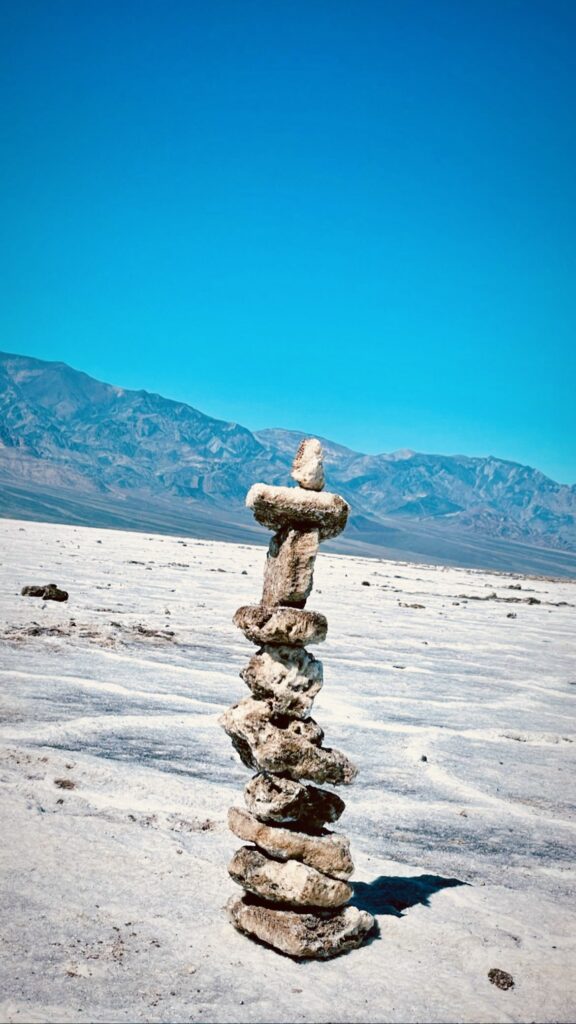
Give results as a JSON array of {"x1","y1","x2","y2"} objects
[
  {"x1": 220, "y1": 699, "x2": 357, "y2": 785},
  {"x1": 246, "y1": 484, "x2": 349, "y2": 541},
  {"x1": 291, "y1": 438, "x2": 325, "y2": 492},
  {"x1": 228, "y1": 807, "x2": 354, "y2": 880},
  {"x1": 227, "y1": 894, "x2": 375, "y2": 960},
  {"x1": 262, "y1": 528, "x2": 319, "y2": 608},
  {"x1": 241, "y1": 645, "x2": 323, "y2": 718},
  {"x1": 228, "y1": 846, "x2": 352, "y2": 908},
  {"x1": 234, "y1": 605, "x2": 327, "y2": 647},
  {"x1": 244, "y1": 774, "x2": 346, "y2": 830}
]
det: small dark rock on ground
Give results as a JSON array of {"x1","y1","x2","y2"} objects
[
  {"x1": 21, "y1": 584, "x2": 69, "y2": 602},
  {"x1": 488, "y1": 968, "x2": 515, "y2": 990}
]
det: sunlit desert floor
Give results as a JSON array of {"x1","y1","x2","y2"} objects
[{"x1": 0, "y1": 517, "x2": 575, "y2": 1024}]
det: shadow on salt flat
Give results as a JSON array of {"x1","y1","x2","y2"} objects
[{"x1": 351, "y1": 873, "x2": 468, "y2": 917}]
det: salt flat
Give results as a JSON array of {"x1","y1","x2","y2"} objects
[{"x1": 0, "y1": 517, "x2": 574, "y2": 1024}]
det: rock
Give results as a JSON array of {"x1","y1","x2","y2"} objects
[
  {"x1": 228, "y1": 846, "x2": 352, "y2": 907},
  {"x1": 244, "y1": 774, "x2": 345, "y2": 830},
  {"x1": 220, "y1": 698, "x2": 321, "y2": 768},
  {"x1": 221, "y1": 697, "x2": 324, "y2": 746},
  {"x1": 286, "y1": 743, "x2": 357, "y2": 786},
  {"x1": 21, "y1": 583, "x2": 69, "y2": 602},
  {"x1": 246, "y1": 484, "x2": 349, "y2": 541},
  {"x1": 488, "y1": 968, "x2": 515, "y2": 991},
  {"x1": 241, "y1": 645, "x2": 323, "y2": 718},
  {"x1": 262, "y1": 528, "x2": 319, "y2": 608},
  {"x1": 220, "y1": 699, "x2": 357, "y2": 785},
  {"x1": 227, "y1": 894, "x2": 375, "y2": 959},
  {"x1": 228, "y1": 807, "x2": 354, "y2": 880},
  {"x1": 291, "y1": 438, "x2": 325, "y2": 491},
  {"x1": 234, "y1": 605, "x2": 327, "y2": 647}
]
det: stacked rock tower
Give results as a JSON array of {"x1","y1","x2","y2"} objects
[{"x1": 220, "y1": 439, "x2": 375, "y2": 959}]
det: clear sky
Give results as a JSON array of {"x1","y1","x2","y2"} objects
[{"x1": 1, "y1": 1, "x2": 575, "y2": 482}]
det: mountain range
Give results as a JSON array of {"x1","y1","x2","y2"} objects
[{"x1": 1, "y1": 350, "x2": 575, "y2": 577}]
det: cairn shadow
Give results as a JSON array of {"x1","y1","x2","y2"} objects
[{"x1": 351, "y1": 873, "x2": 468, "y2": 918}]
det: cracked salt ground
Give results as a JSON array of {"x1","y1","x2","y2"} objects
[{"x1": 0, "y1": 517, "x2": 575, "y2": 1022}]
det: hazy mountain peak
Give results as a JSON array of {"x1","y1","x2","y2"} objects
[{"x1": 388, "y1": 448, "x2": 417, "y2": 460}]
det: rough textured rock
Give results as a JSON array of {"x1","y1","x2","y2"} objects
[
  {"x1": 228, "y1": 846, "x2": 352, "y2": 908},
  {"x1": 284, "y1": 743, "x2": 357, "y2": 786},
  {"x1": 246, "y1": 484, "x2": 349, "y2": 541},
  {"x1": 228, "y1": 807, "x2": 354, "y2": 880},
  {"x1": 219, "y1": 699, "x2": 321, "y2": 771},
  {"x1": 234, "y1": 605, "x2": 327, "y2": 647},
  {"x1": 21, "y1": 583, "x2": 69, "y2": 602},
  {"x1": 227, "y1": 894, "x2": 375, "y2": 959},
  {"x1": 262, "y1": 528, "x2": 319, "y2": 608},
  {"x1": 221, "y1": 697, "x2": 323, "y2": 749},
  {"x1": 244, "y1": 774, "x2": 346, "y2": 830},
  {"x1": 488, "y1": 968, "x2": 515, "y2": 991},
  {"x1": 241, "y1": 645, "x2": 323, "y2": 718},
  {"x1": 291, "y1": 438, "x2": 325, "y2": 491},
  {"x1": 220, "y1": 699, "x2": 357, "y2": 785}
]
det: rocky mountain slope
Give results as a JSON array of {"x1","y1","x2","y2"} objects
[{"x1": 1, "y1": 350, "x2": 575, "y2": 575}]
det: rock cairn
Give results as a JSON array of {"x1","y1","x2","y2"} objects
[{"x1": 220, "y1": 439, "x2": 375, "y2": 959}]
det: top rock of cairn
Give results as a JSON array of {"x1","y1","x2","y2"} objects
[
  {"x1": 291, "y1": 438, "x2": 325, "y2": 491},
  {"x1": 246, "y1": 439, "x2": 347, "y2": 542}
]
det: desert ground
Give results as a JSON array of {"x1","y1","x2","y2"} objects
[{"x1": 0, "y1": 517, "x2": 575, "y2": 1024}]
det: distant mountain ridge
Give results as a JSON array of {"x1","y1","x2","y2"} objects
[{"x1": 1, "y1": 351, "x2": 575, "y2": 577}]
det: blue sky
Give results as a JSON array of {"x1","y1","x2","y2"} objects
[{"x1": 1, "y1": 0, "x2": 575, "y2": 481}]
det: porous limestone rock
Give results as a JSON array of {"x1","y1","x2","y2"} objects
[
  {"x1": 246, "y1": 484, "x2": 349, "y2": 541},
  {"x1": 234, "y1": 605, "x2": 327, "y2": 647},
  {"x1": 220, "y1": 699, "x2": 357, "y2": 785},
  {"x1": 227, "y1": 894, "x2": 375, "y2": 960},
  {"x1": 280, "y1": 742, "x2": 357, "y2": 786},
  {"x1": 244, "y1": 774, "x2": 345, "y2": 830},
  {"x1": 241, "y1": 645, "x2": 323, "y2": 718},
  {"x1": 262, "y1": 528, "x2": 319, "y2": 608},
  {"x1": 228, "y1": 846, "x2": 352, "y2": 908},
  {"x1": 221, "y1": 697, "x2": 323, "y2": 754},
  {"x1": 228, "y1": 806, "x2": 354, "y2": 880},
  {"x1": 291, "y1": 437, "x2": 325, "y2": 491}
]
